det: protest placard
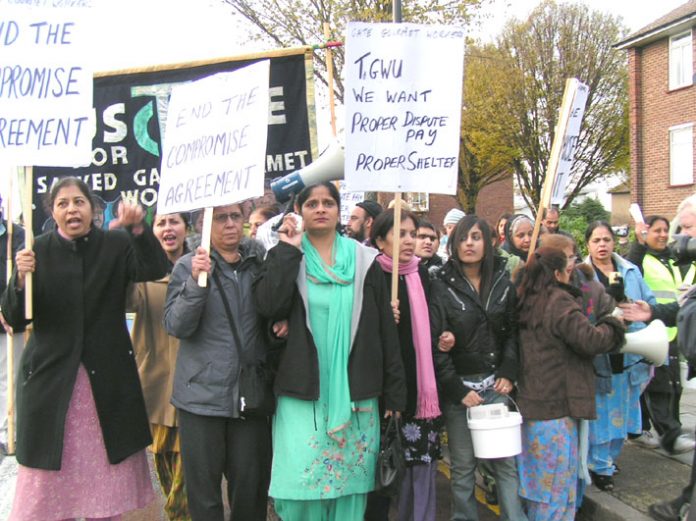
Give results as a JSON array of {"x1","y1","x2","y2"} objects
[
  {"x1": 0, "y1": 6, "x2": 93, "y2": 166},
  {"x1": 338, "y1": 180, "x2": 364, "y2": 225},
  {"x1": 157, "y1": 60, "x2": 270, "y2": 215},
  {"x1": 343, "y1": 22, "x2": 464, "y2": 195},
  {"x1": 550, "y1": 79, "x2": 589, "y2": 205}
]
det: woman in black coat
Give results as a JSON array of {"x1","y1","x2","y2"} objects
[{"x1": 2, "y1": 177, "x2": 168, "y2": 521}]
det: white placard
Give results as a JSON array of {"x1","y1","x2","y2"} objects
[
  {"x1": 0, "y1": 6, "x2": 93, "y2": 167},
  {"x1": 551, "y1": 79, "x2": 589, "y2": 205},
  {"x1": 157, "y1": 60, "x2": 270, "y2": 215},
  {"x1": 344, "y1": 22, "x2": 464, "y2": 194},
  {"x1": 338, "y1": 180, "x2": 364, "y2": 225}
]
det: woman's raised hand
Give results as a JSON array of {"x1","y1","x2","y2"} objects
[
  {"x1": 110, "y1": 200, "x2": 145, "y2": 234},
  {"x1": 277, "y1": 213, "x2": 303, "y2": 249},
  {"x1": 15, "y1": 248, "x2": 35, "y2": 290}
]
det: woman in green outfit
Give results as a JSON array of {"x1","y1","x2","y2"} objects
[{"x1": 253, "y1": 182, "x2": 406, "y2": 521}]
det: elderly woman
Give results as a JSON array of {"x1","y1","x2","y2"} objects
[
  {"x1": 253, "y1": 182, "x2": 406, "y2": 521},
  {"x1": 3, "y1": 177, "x2": 168, "y2": 521},
  {"x1": 129, "y1": 212, "x2": 191, "y2": 520},
  {"x1": 430, "y1": 216, "x2": 527, "y2": 521},
  {"x1": 516, "y1": 247, "x2": 625, "y2": 521}
]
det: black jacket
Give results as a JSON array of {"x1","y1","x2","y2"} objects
[
  {"x1": 252, "y1": 240, "x2": 406, "y2": 411},
  {"x1": 1, "y1": 226, "x2": 168, "y2": 470},
  {"x1": 429, "y1": 257, "x2": 519, "y2": 404}
]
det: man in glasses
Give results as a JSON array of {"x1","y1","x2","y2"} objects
[
  {"x1": 164, "y1": 203, "x2": 274, "y2": 521},
  {"x1": 414, "y1": 220, "x2": 443, "y2": 276}
]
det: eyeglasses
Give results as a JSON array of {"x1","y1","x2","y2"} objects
[{"x1": 213, "y1": 212, "x2": 243, "y2": 224}]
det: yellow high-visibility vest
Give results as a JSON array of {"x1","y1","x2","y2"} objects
[{"x1": 643, "y1": 254, "x2": 696, "y2": 341}]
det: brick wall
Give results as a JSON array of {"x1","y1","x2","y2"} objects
[{"x1": 630, "y1": 30, "x2": 696, "y2": 219}]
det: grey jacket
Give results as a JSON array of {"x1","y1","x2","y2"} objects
[{"x1": 164, "y1": 238, "x2": 267, "y2": 418}]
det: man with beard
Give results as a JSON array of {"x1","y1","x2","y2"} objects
[{"x1": 347, "y1": 200, "x2": 383, "y2": 245}]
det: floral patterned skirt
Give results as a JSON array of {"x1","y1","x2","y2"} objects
[
  {"x1": 401, "y1": 414, "x2": 442, "y2": 465},
  {"x1": 518, "y1": 417, "x2": 578, "y2": 521},
  {"x1": 269, "y1": 395, "x2": 379, "y2": 500},
  {"x1": 9, "y1": 364, "x2": 154, "y2": 521}
]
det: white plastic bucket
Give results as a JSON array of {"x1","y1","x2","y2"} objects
[{"x1": 467, "y1": 403, "x2": 523, "y2": 459}]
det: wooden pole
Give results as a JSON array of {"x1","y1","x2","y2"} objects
[
  {"x1": 528, "y1": 79, "x2": 577, "y2": 258},
  {"x1": 323, "y1": 23, "x2": 337, "y2": 138},
  {"x1": 6, "y1": 170, "x2": 15, "y2": 455},
  {"x1": 197, "y1": 207, "x2": 214, "y2": 287},
  {"x1": 389, "y1": 0, "x2": 403, "y2": 303},
  {"x1": 22, "y1": 166, "x2": 33, "y2": 320}
]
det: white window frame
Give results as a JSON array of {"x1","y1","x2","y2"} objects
[
  {"x1": 669, "y1": 30, "x2": 693, "y2": 90},
  {"x1": 669, "y1": 123, "x2": 694, "y2": 186}
]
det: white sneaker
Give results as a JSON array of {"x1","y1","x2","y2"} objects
[
  {"x1": 632, "y1": 430, "x2": 660, "y2": 449},
  {"x1": 671, "y1": 435, "x2": 696, "y2": 454}
]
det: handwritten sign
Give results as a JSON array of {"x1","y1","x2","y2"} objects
[
  {"x1": 343, "y1": 22, "x2": 464, "y2": 194},
  {"x1": 157, "y1": 60, "x2": 269, "y2": 215},
  {"x1": 0, "y1": 6, "x2": 93, "y2": 166},
  {"x1": 550, "y1": 79, "x2": 589, "y2": 205},
  {"x1": 338, "y1": 181, "x2": 364, "y2": 225}
]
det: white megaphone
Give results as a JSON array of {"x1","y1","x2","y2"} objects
[
  {"x1": 621, "y1": 319, "x2": 669, "y2": 367},
  {"x1": 270, "y1": 140, "x2": 345, "y2": 203}
]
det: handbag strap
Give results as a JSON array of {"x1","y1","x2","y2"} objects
[
  {"x1": 211, "y1": 268, "x2": 249, "y2": 364},
  {"x1": 382, "y1": 415, "x2": 402, "y2": 450}
]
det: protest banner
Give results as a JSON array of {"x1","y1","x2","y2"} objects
[
  {"x1": 529, "y1": 78, "x2": 590, "y2": 256},
  {"x1": 0, "y1": 6, "x2": 93, "y2": 166},
  {"x1": 338, "y1": 180, "x2": 364, "y2": 225},
  {"x1": 550, "y1": 80, "x2": 589, "y2": 205},
  {"x1": 29, "y1": 48, "x2": 316, "y2": 234},
  {"x1": 343, "y1": 22, "x2": 464, "y2": 195},
  {"x1": 157, "y1": 61, "x2": 269, "y2": 215}
]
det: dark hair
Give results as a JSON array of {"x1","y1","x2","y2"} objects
[
  {"x1": 154, "y1": 211, "x2": 191, "y2": 229},
  {"x1": 449, "y1": 216, "x2": 495, "y2": 302},
  {"x1": 417, "y1": 219, "x2": 440, "y2": 238},
  {"x1": 295, "y1": 182, "x2": 341, "y2": 211},
  {"x1": 646, "y1": 215, "x2": 670, "y2": 229},
  {"x1": 543, "y1": 206, "x2": 560, "y2": 219},
  {"x1": 517, "y1": 246, "x2": 568, "y2": 306},
  {"x1": 47, "y1": 177, "x2": 95, "y2": 212},
  {"x1": 584, "y1": 220, "x2": 615, "y2": 243},
  {"x1": 250, "y1": 205, "x2": 280, "y2": 221},
  {"x1": 540, "y1": 233, "x2": 574, "y2": 252},
  {"x1": 370, "y1": 208, "x2": 419, "y2": 249}
]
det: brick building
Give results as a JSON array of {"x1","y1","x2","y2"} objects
[{"x1": 616, "y1": 0, "x2": 696, "y2": 219}]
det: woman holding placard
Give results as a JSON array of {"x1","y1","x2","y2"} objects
[
  {"x1": 253, "y1": 182, "x2": 406, "y2": 521},
  {"x1": 369, "y1": 208, "x2": 442, "y2": 521},
  {"x1": 3, "y1": 177, "x2": 168, "y2": 521}
]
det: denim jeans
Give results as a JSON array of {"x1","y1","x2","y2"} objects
[{"x1": 444, "y1": 389, "x2": 528, "y2": 521}]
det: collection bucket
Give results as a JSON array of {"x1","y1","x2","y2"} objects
[{"x1": 467, "y1": 402, "x2": 522, "y2": 459}]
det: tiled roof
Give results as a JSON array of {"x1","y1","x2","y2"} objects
[{"x1": 615, "y1": 0, "x2": 696, "y2": 48}]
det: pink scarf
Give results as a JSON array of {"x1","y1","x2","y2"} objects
[{"x1": 376, "y1": 254, "x2": 441, "y2": 419}]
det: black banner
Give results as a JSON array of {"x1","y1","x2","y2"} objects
[{"x1": 32, "y1": 49, "x2": 316, "y2": 233}]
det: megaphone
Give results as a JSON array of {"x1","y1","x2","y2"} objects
[
  {"x1": 271, "y1": 141, "x2": 345, "y2": 203},
  {"x1": 621, "y1": 319, "x2": 668, "y2": 367}
]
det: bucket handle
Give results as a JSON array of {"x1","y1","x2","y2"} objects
[{"x1": 466, "y1": 391, "x2": 521, "y2": 422}]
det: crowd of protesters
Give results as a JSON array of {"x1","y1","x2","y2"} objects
[{"x1": 2, "y1": 178, "x2": 696, "y2": 521}]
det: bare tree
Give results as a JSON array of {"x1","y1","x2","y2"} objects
[{"x1": 221, "y1": 0, "x2": 486, "y2": 103}]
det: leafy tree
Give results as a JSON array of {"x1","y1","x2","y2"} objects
[
  {"x1": 493, "y1": 0, "x2": 629, "y2": 213},
  {"x1": 558, "y1": 197, "x2": 610, "y2": 255},
  {"x1": 221, "y1": 0, "x2": 486, "y2": 103},
  {"x1": 458, "y1": 43, "x2": 519, "y2": 212}
]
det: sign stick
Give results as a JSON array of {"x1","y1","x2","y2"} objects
[
  {"x1": 6, "y1": 170, "x2": 15, "y2": 455},
  {"x1": 22, "y1": 167, "x2": 33, "y2": 321},
  {"x1": 197, "y1": 207, "x2": 214, "y2": 287},
  {"x1": 528, "y1": 79, "x2": 577, "y2": 258},
  {"x1": 323, "y1": 23, "x2": 338, "y2": 138}
]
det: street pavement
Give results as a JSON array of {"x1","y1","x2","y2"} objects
[{"x1": 2, "y1": 386, "x2": 696, "y2": 520}]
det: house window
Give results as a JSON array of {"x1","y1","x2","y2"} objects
[
  {"x1": 670, "y1": 124, "x2": 694, "y2": 186},
  {"x1": 669, "y1": 31, "x2": 693, "y2": 90}
]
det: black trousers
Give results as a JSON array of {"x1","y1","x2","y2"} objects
[
  {"x1": 178, "y1": 409, "x2": 271, "y2": 521},
  {"x1": 644, "y1": 350, "x2": 683, "y2": 450}
]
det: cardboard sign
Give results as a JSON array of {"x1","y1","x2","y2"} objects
[
  {"x1": 157, "y1": 61, "x2": 269, "y2": 214},
  {"x1": 0, "y1": 6, "x2": 93, "y2": 166},
  {"x1": 550, "y1": 79, "x2": 589, "y2": 205},
  {"x1": 343, "y1": 22, "x2": 464, "y2": 194}
]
